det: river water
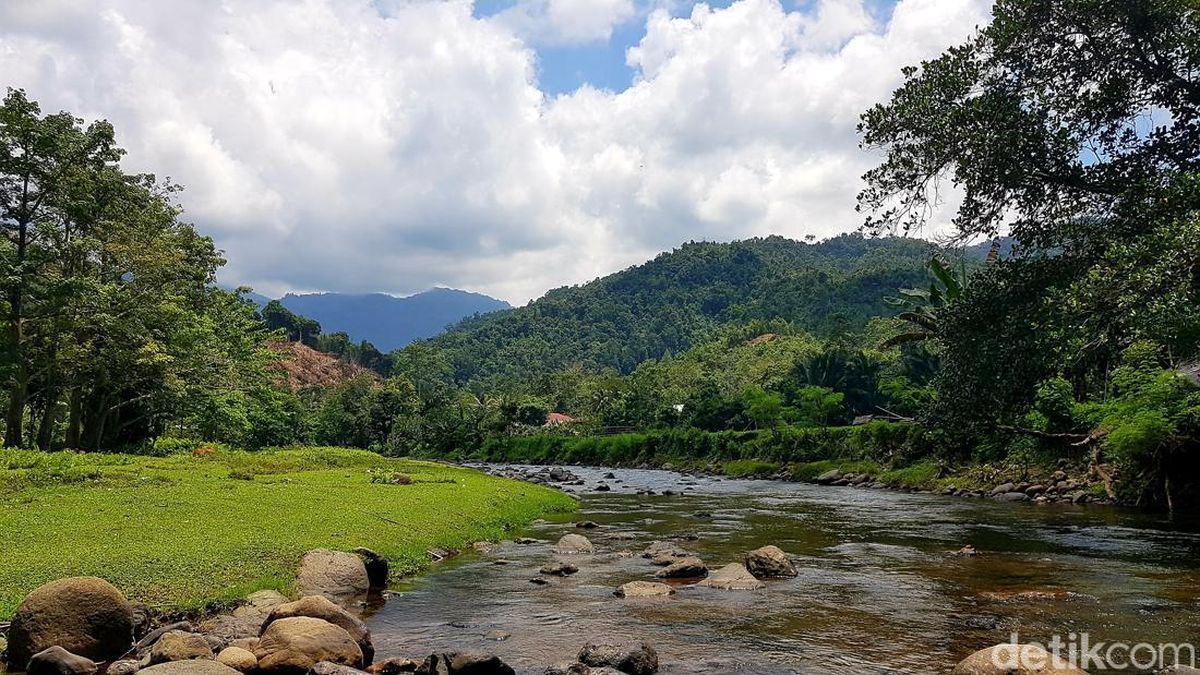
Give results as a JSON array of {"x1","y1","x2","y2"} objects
[{"x1": 365, "y1": 466, "x2": 1200, "y2": 674}]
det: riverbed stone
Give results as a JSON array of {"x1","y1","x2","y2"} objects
[
  {"x1": 215, "y1": 648, "x2": 257, "y2": 673},
  {"x1": 577, "y1": 642, "x2": 658, "y2": 675},
  {"x1": 641, "y1": 542, "x2": 689, "y2": 563},
  {"x1": 994, "y1": 492, "x2": 1030, "y2": 503},
  {"x1": 744, "y1": 545, "x2": 797, "y2": 579},
  {"x1": 26, "y1": 646, "x2": 99, "y2": 675},
  {"x1": 614, "y1": 582, "x2": 675, "y2": 598},
  {"x1": 540, "y1": 560, "x2": 580, "y2": 576},
  {"x1": 695, "y1": 563, "x2": 765, "y2": 590},
  {"x1": 255, "y1": 617, "x2": 363, "y2": 674},
  {"x1": 200, "y1": 591, "x2": 289, "y2": 645},
  {"x1": 952, "y1": 643, "x2": 1086, "y2": 674},
  {"x1": 815, "y1": 469, "x2": 842, "y2": 484},
  {"x1": 310, "y1": 663, "x2": 374, "y2": 675},
  {"x1": 297, "y1": 550, "x2": 371, "y2": 600},
  {"x1": 138, "y1": 663, "x2": 240, "y2": 675},
  {"x1": 261, "y1": 596, "x2": 373, "y2": 665},
  {"x1": 5, "y1": 576, "x2": 135, "y2": 668},
  {"x1": 417, "y1": 651, "x2": 515, "y2": 674},
  {"x1": 148, "y1": 631, "x2": 213, "y2": 664},
  {"x1": 108, "y1": 660, "x2": 142, "y2": 675},
  {"x1": 653, "y1": 557, "x2": 707, "y2": 579},
  {"x1": 556, "y1": 534, "x2": 594, "y2": 554}
]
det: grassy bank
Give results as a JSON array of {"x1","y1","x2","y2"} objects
[{"x1": 0, "y1": 447, "x2": 574, "y2": 620}]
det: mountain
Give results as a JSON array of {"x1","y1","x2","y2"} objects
[
  {"x1": 409, "y1": 234, "x2": 941, "y2": 387},
  {"x1": 274, "y1": 288, "x2": 510, "y2": 351}
]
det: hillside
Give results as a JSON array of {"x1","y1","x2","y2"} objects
[
  {"x1": 270, "y1": 341, "x2": 375, "y2": 391},
  {"x1": 274, "y1": 288, "x2": 510, "y2": 351},
  {"x1": 407, "y1": 234, "x2": 941, "y2": 386}
]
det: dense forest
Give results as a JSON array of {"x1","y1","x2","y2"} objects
[{"x1": 2, "y1": 0, "x2": 1197, "y2": 511}]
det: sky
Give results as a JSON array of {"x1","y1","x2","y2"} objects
[{"x1": 0, "y1": 0, "x2": 991, "y2": 304}]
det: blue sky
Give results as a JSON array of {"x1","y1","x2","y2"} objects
[{"x1": 473, "y1": 0, "x2": 902, "y2": 96}]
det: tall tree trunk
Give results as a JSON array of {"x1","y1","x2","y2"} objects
[
  {"x1": 4, "y1": 219, "x2": 28, "y2": 448},
  {"x1": 66, "y1": 387, "x2": 82, "y2": 449},
  {"x1": 35, "y1": 389, "x2": 60, "y2": 451}
]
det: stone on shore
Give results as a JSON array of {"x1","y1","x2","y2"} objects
[
  {"x1": 695, "y1": 564, "x2": 765, "y2": 590},
  {"x1": 994, "y1": 492, "x2": 1030, "y2": 503},
  {"x1": 148, "y1": 631, "x2": 214, "y2": 664},
  {"x1": 417, "y1": 652, "x2": 516, "y2": 674},
  {"x1": 310, "y1": 663, "x2": 374, "y2": 675},
  {"x1": 262, "y1": 595, "x2": 374, "y2": 665},
  {"x1": 108, "y1": 660, "x2": 141, "y2": 675},
  {"x1": 364, "y1": 657, "x2": 423, "y2": 675},
  {"x1": 215, "y1": 648, "x2": 257, "y2": 673},
  {"x1": 556, "y1": 534, "x2": 594, "y2": 554},
  {"x1": 26, "y1": 646, "x2": 98, "y2": 675},
  {"x1": 952, "y1": 643, "x2": 1088, "y2": 674},
  {"x1": 297, "y1": 550, "x2": 371, "y2": 600},
  {"x1": 255, "y1": 617, "x2": 364, "y2": 674},
  {"x1": 5, "y1": 576, "x2": 135, "y2": 668},
  {"x1": 614, "y1": 582, "x2": 675, "y2": 598},
  {"x1": 200, "y1": 590, "x2": 289, "y2": 645},
  {"x1": 653, "y1": 557, "x2": 707, "y2": 579},
  {"x1": 577, "y1": 642, "x2": 658, "y2": 675},
  {"x1": 744, "y1": 546, "x2": 797, "y2": 579},
  {"x1": 138, "y1": 662, "x2": 242, "y2": 675}
]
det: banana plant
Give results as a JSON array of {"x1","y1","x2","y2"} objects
[{"x1": 880, "y1": 252, "x2": 974, "y2": 349}]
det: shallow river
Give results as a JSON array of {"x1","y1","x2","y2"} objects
[{"x1": 365, "y1": 466, "x2": 1200, "y2": 674}]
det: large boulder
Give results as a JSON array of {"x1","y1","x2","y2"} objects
[
  {"x1": 953, "y1": 644, "x2": 1088, "y2": 674},
  {"x1": 613, "y1": 582, "x2": 675, "y2": 598},
  {"x1": 5, "y1": 577, "x2": 135, "y2": 668},
  {"x1": 26, "y1": 646, "x2": 99, "y2": 675},
  {"x1": 261, "y1": 596, "x2": 373, "y2": 665},
  {"x1": 417, "y1": 652, "x2": 515, "y2": 674},
  {"x1": 555, "y1": 534, "x2": 594, "y2": 555},
  {"x1": 577, "y1": 642, "x2": 658, "y2": 675},
  {"x1": 255, "y1": 617, "x2": 363, "y2": 674},
  {"x1": 744, "y1": 546, "x2": 797, "y2": 579},
  {"x1": 653, "y1": 558, "x2": 707, "y2": 579},
  {"x1": 695, "y1": 564, "x2": 765, "y2": 590},
  {"x1": 297, "y1": 551, "x2": 371, "y2": 600},
  {"x1": 148, "y1": 632, "x2": 214, "y2": 664},
  {"x1": 138, "y1": 662, "x2": 242, "y2": 675}
]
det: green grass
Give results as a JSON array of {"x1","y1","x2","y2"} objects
[
  {"x1": 0, "y1": 447, "x2": 575, "y2": 620},
  {"x1": 721, "y1": 459, "x2": 780, "y2": 478}
]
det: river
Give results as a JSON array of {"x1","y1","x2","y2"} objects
[{"x1": 364, "y1": 466, "x2": 1200, "y2": 674}]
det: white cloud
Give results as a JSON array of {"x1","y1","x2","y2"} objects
[{"x1": 0, "y1": 0, "x2": 990, "y2": 304}]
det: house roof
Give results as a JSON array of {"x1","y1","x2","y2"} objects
[{"x1": 546, "y1": 412, "x2": 578, "y2": 424}]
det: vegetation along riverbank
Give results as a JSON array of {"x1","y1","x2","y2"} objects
[{"x1": 0, "y1": 446, "x2": 574, "y2": 621}]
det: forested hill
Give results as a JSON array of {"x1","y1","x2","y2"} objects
[{"x1": 409, "y1": 234, "x2": 942, "y2": 386}]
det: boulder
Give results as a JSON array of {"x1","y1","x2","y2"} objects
[
  {"x1": 695, "y1": 564, "x2": 765, "y2": 590},
  {"x1": 148, "y1": 632, "x2": 213, "y2": 664},
  {"x1": 953, "y1": 644, "x2": 1087, "y2": 674},
  {"x1": 135, "y1": 623, "x2": 195, "y2": 656},
  {"x1": 641, "y1": 542, "x2": 688, "y2": 563},
  {"x1": 653, "y1": 558, "x2": 707, "y2": 579},
  {"x1": 991, "y1": 482, "x2": 1016, "y2": 495},
  {"x1": 108, "y1": 661, "x2": 142, "y2": 675},
  {"x1": 5, "y1": 576, "x2": 135, "y2": 668},
  {"x1": 215, "y1": 648, "x2": 257, "y2": 673},
  {"x1": 744, "y1": 545, "x2": 797, "y2": 579},
  {"x1": 613, "y1": 582, "x2": 675, "y2": 598},
  {"x1": 311, "y1": 664, "x2": 374, "y2": 675},
  {"x1": 352, "y1": 548, "x2": 389, "y2": 590},
  {"x1": 814, "y1": 469, "x2": 842, "y2": 484},
  {"x1": 555, "y1": 534, "x2": 594, "y2": 555},
  {"x1": 138, "y1": 663, "x2": 242, "y2": 675},
  {"x1": 255, "y1": 617, "x2": 363, "y2": 674},
  {"x1": 26, "y1": 646, "x2": 98, "y2": 675},
  {"x1": 417, "y1": 652, "x2": 515, "y2": 674},
  {"x1": 200, "y1": 590, "x2": 289, "y2": 646},
  {"x1": 540, "y1": 560, "x2": 579, "y2": 577},
  {"x1": 994, "y1": 491, "x2": 1030, "y2": 502},
  {"x1": 577, "y1": 642, "x2": 658, "y2": 675},
  {"x1": 261, "y1": 596, "x2": 373, "y2": 665},
  {"x1": 297, "y1": 550, "x2": 371, "y2": 600}
]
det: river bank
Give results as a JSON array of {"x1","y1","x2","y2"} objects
[{"x1": 0, "y1": 447, "x2": 573, "y2": 621}]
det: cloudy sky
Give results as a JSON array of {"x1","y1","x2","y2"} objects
[{"x1": 0, "y1": 0, "x2": 990, "y2": 304}]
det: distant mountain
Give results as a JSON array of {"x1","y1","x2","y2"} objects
[
  {"x1": 267, "y1": 288, "x2": 510, "y2": 352},
  {"x1": 413, "y1": 234, "x2": 940, "y2": 387}
]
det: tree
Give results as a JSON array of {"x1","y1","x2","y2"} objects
[{"x1": 880, "y1": 255, "x2": 968, "y2": 349}]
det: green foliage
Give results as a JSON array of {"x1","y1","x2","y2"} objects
[{"x1": 722, "y1": 459, "x2": 779, "y2": 478}]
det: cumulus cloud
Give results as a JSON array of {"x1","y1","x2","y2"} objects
[{"x1": 0, "y1": 0, "x2": 990, "y2": 303}]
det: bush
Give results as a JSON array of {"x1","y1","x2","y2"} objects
[{"x1": 722, "y1": 459, "x2": 779, "y2": 478}]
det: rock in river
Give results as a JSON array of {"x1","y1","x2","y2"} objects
[
  {"x1": 614, "y1": 582, "x2": 675, "y2": 598},
  {"x1": 695, "y1": 564, "x2": 766, "y2": 590},
  {"x1": 556, "y1": 534, "x2": 595, "y2": 554},
  {"x1": 417, "y1": 651, "x2": 516, "y2": 674},
  {"x1": 254, "y1": 617, "x2": 363, "y2": 674},
  {"x1": 5, "y1": 576, "x2": 135, "y2": 668},
  {"x1": 297, "y1": 550, "x2": 371, "y2": 600},
  {"x1": 744, "y1": 545, "x2": 797, "y2": 579},
  {"x1": 261, "y1": 595, "x2": 374, "y2": 665},
  {"x1": 953, "y1": 643, "x2": 1087, "y2": 674},
  {"x1": 653, "y1": 557, "x2": 707, "y2": 579},
  {"x1": 577, "y1": 642, "x2": 658, "y2": 675},
  {"x1": 540, "y1": 560, "x2": 580, "y2": 576}
]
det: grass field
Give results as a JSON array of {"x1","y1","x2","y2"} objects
[{"x1": 0, "y1": 447, "x2": 575, "y2": 620}]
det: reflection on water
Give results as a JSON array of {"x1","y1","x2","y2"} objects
[{"x1": 365, "y1": 466, "x2": 1200, "y2": 674}]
